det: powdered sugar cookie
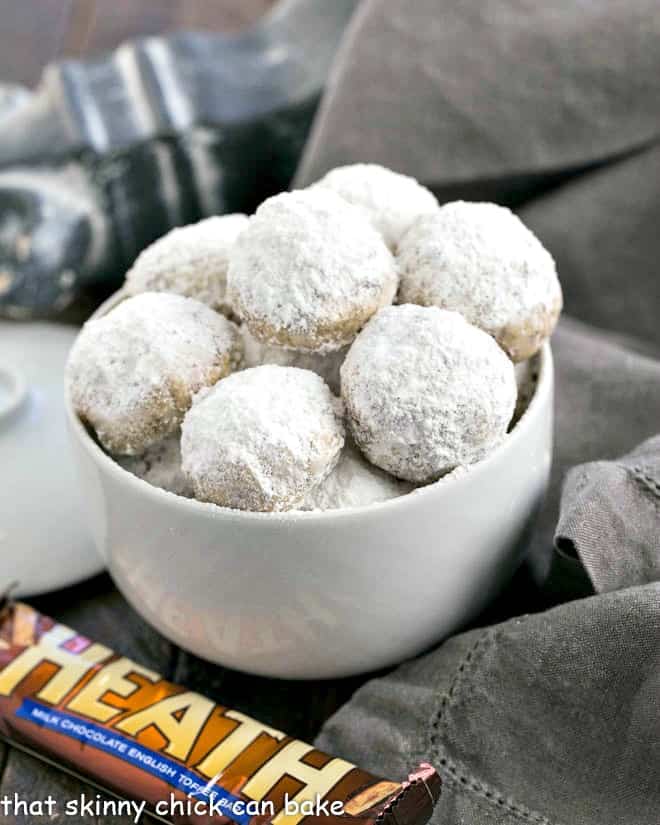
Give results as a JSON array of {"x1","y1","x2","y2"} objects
[
  {"x1": 227, "y1": 189, "x2": 397, "y2": 353},
  {"x1": 341, "y1": 305, "x2": 517, "y2": 483},
  {"x1": 68, "y1": 293, "x2": 243, "y2": 455},
  {"x1": 314, "y1": 163, "x2": 438, "y2": 251},
  {"x1": 397, "y1": 201, "x2": 562, "y2": 361},
  {"x1": 125, "y1": 214, "x2": 248, "y2": 314},
  {"x1": 181, "y1": 365, "x2": 345, "y2": 511},
  {"x1": 300, "y1": 439, "x2": 412, "y2": 511},
  {"x1": 241, "y1": 328, "x2": 347, "y2": 394},
  {"x1": 116, "y1": 432, "x2": 193, "y2": 497}
]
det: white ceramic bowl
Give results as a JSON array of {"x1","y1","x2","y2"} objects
[{"x1": 65, "y1": 298, "x2": 553, "y2": 679}]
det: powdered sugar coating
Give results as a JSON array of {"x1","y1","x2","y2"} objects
[
  {"x1": 116, "y1": 432, "x2": 193, "y2": 497},
  {"x1": 314, "y1": 164, "x2": 438, "y2": 251},
  {"x1": 341, "y1": 305, "x2": 517, "y2": 483},
  {"x1": 68, "y1": 293, "x2": 243, "y2": 455},
  {"x1": 227, "y1": 189, "x2": 398, "y2": 353},
  {"x1": 300, "y1": 439, "x2": 412, "y2": 511},
  {"x1": 181, "y1": 365, "x2": 345, "y2": 512},
  {"x1": 241, "y1": 328, "x2": 347, "y2": 394},
  {"x1": 125, "y1": 214, "x2": 248, "y2": 314},
  {"x1": 397, "y1": 202, "x2": 562, "y2": 361}
]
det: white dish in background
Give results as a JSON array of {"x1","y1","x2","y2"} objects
[
  {"x1": 0, "y1": 321, "x2": 103, "y2": 597},
  {"x1": 66, "y1": 294, "x2": 553, "y2": 679}
]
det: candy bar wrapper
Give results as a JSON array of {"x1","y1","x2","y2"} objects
[{"x1": 0, "y1": 601, "x2": 441, "y2": 825}]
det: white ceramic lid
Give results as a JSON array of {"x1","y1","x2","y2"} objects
[{"x1": 0, "y1": 320, "x2": 103, "y2": 596}]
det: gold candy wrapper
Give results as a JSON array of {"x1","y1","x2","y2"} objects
[{"x1": 0, "y1": 600, "x2": 441, "y2": 824}]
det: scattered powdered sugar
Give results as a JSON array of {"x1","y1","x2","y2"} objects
[
  {"x1": 397, "y1": 201, "x2": 562, "y2": 361},
  {"x1": 181, "y1": 365, "x2": 345, "y2": 511},
  {"x1": 68, "y1": 292, "x2": 243, "y2": 455},
  {"x1": 341, "y1": 305, "x2": 517, "y2": 483},
  {"x1": 313, "y1": 163, "x2": 438, "y2": 251},
  {"x1": 241, "y1": 327, "x2": 348, "y2": 394},
  {"x1": 300, "y1": 438, "x2": 413, "y2": 511},
  {"x1": 125, "y1": 214, "x2": 248, "y2": 315},
  {"x1": 227, "y1": 189, "x2": 398, "y2": 353},
  {"x1": 116, "y1": 432, "x2": 193, "y2": 497}
]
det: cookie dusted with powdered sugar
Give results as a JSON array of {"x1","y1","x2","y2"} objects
[
  {"x1": 181, "y1": 365, "x2": 345, "y2": 512},
  {"x1": 227, "y1": 189, "x2": 398, "y2": 353},
  {"x1": 241, "y1": 328, "x2": 348, "y2": 395},
  {"x1": 300, "y1": 439, "x2": 412, "y2": 511},
  {"x1": 313, "y1": 163, "x2": 438, "y2": 251},
  {"x1": 340, "y1": 305, "x2": 516, "y2": 483},
  {"x1": 397, "y1": 201, "x2": 562, "y2": 361},
  {"x1": 125, "y1": 214, "x2": 248, "y2": 315},
  {"x1": 116, "y1": 432, "x2": 193, "y2": 498},
  {"x1": 68, "y1": 293, "x2": 243, "y2": 455}
]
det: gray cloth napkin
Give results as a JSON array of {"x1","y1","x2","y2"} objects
[
  {"x1": 317, "y1": 580, "x2": 660, "y2": 825},
  {"x1": 297, "y1": 0, "x2": 660, "y2": 821},
  {"x1": 297, "y1": 0, "x2": 660, "y2": 196},
  {"x1": 556, "y1": 436, "x2": 660, "y2": 594},
  {"x1": 534, "y1": 319, "x2": 660, "y2": 583}
]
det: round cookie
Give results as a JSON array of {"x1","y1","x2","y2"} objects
[
  {"x1": 397, "y1": 201, "x2": 562, "y2": 361},
  {"x1": 300, "y1": 439, "x2": 412, "y2": 511},
  {"x1": 227, "y1": 189, "x2": 397, "y2": 353},
  {"x1": 314, "y1": 163, "x2": 438, "y2": 251},
  {"x1": 241, "y1": 328, "x2": 348, "y2": 395},
  {"x1": 68, "y1": 292, "x2": 243, "y2": 455},
  {"x1": 181, "y1": 365, "x2": 345, "y2": 512},
  {"x1": 125, "y1": 214, "x2": 248, "y2": 314},
  {"x1": 340, "y1": 305, "x2": 517, "y2": 483}
]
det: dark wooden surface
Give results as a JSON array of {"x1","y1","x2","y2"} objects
[{"x1": 0, "y1": 2, "x2": 368, "y2": 821}]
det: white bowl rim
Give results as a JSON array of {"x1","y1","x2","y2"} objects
[{"x1": 65, "y1": 292, "x2": 553, "y2": 525}]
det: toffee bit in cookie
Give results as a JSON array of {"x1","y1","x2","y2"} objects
[
  {"x1": 314, "y1": 163, "x2": 438, "y2": 251},
  {"x1": 397, "y1": 201, "x2": 562, "y2": 361},
  {"x1": 67, "y1": 292, "x2": 243, "y2": 455},
  {"x1": 340, "y1": 305, "x2": 517, "y2": 483},
  {"x1": 125, "y1": 214, "x2": 248, "y2": 315},
  {"x1": 227, "y1": 189, "x2": 398, "y2": 353},
  {"x1": 181, "y1": 365, "x2": 345, "y2": 512}
]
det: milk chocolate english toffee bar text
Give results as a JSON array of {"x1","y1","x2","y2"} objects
[{"x1": 0, "y1": 600, "x2": 440, "y2": 824}]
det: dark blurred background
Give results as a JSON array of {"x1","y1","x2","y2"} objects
[{"x1": 0, "y1": 0, "x2": 274, "y2": 87}]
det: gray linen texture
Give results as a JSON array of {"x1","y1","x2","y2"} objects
[
  {"x1": 556, "y1": 436, "x2": 660, "y2": 594},
  {"x1": 317, "y1": 586, "x2": 660, "y2": 825},
  {"x1": 295, "y1": 0, "x2": 660, "y2": 822}
]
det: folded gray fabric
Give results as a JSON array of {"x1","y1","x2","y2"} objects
[
  {"x1": 317, "y1": 583, "x2": 660, "y2": 825},
  {"x1": 296, "y1": 0, "x2": 660, "y2": 203},
  {"x1": 520, "y1": 143, "x2": 660, "y2": 353},
  {"x1": 531, "y1": 319, "x2": 660, "y2": 581},
  {"x1": 555, "y1": 436, "x2": 660, "y2": 594}
]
